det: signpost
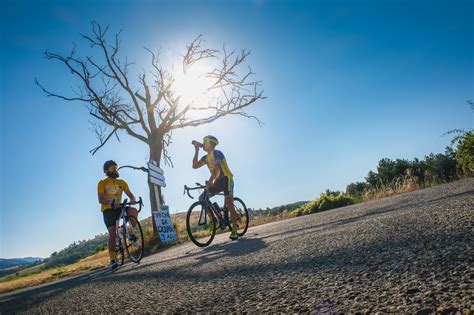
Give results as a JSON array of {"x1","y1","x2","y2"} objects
[
  {"x1": 148, "y1": 161, "x2": 177, "y2": 243},
  {"x1": 148, "y1": 161, "x2": 166, "y2": 187}
]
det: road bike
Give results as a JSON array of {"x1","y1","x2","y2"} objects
[
  {"x1": 113, "y1": 197, "x2": 145, "y2": 265},
  {"x1": 184, "y1": 183, "x2": 249, "y2": 247}
]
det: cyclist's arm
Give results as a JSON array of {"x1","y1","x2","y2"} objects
[
  {"x1": 98, "y1": 192, "x2": 113, "y2": 207},
  {"x1": 192, "y1": 148, "x2": 206, "y2": 169},
  {"x1": 124, "y1": 189, "x2": 136, "y2": 203}
]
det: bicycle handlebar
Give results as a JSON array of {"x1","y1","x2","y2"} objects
[
  {"x1": 112, "y1": 197, "x2": 144, "y2": 212},
  {"x1": 183, "y1": 183, "x2": 205, "y2": 199}
]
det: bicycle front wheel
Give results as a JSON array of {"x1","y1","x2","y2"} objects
[
  {"x1": 123, "y1": 216, "x2": 144, "y2": 263},
  {"x1": 186, "y1": 201, "x2": 216, "y2": 247}
]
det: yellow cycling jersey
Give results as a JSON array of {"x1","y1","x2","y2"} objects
[
  {"x1": 200, "y1": 149, "x2": 233, "y2": 179},
  {"x1": 97, "y1": 178, "x2": 129, "y2": 212}
]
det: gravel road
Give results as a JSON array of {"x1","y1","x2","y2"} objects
[{"x1": 1, "y1": 179, "x2": 473, "y2": 314}]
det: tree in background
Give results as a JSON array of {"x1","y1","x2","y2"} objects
[
  {"x1": 444, "y1": 100, "x2": 473, "y2": 144},
  {"x1": 424, "y1": 147, "x2": 458, "y2": 183},
  {"x1": 454, "y1": 132, "x2": 474, "y2": 176},
  {"x1": 36, "y1": 22, "x2": 265, "y2": 235},
  {"x1": 346, "y1": 181, "x2": 369, "y2": 197},
  {"x1": 445, "y1": 100, "x2": 474, "y2": 177}
]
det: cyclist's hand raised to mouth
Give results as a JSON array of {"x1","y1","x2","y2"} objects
[{"x1": 192, "y1": 142, "x2": 207, "y2": 169}]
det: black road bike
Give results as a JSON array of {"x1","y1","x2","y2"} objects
[
  {"x1": 184, "y1": 183, "x2": 249, "y2": 247},
  {"x1": 114, "y1": 197, "x2": 145, "y2": 265}
]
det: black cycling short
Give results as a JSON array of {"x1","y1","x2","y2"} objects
[
  {"x1": 103, "y1": 207, "x2": 129, "y2": 229},
  {"x1": 208, "y1": 176, "x2": 234, "y2": 196}
]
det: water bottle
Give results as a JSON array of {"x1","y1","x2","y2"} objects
[
  {"x1": 212, "y1": 202, "x2": 220, "y2": 212},
  {"x1": 192, "y1": 140, "x2": 203, "y2": 148}
]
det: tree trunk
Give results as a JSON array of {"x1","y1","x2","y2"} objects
[{"x1": 148, "y1": 133, "x2": 164, "y2": 236}]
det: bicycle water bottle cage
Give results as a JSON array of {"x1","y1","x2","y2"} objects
[{"x1": 223, "y1": 208, "x2": 229, "y2": 223}]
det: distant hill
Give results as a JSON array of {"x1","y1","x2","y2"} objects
[
  {"x1": 42, "y1": 234, "x2": 108, "y2": 269},
  {"x1": 0, "y1": 257, "x2": 43, "y2": 270}
]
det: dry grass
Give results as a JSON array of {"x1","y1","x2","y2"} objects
[
  {"x1": 0, "y1": 251, "x2": 108, "y2": 294},
  {"x1": 249, "y1": 212, "x2": 294, "y2": 226},
  {"x1": 362, "y1": 175, "x2": 425, "y2": 201}
]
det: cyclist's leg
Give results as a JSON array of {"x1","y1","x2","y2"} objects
[
  {"x1": 126, "y1": 207, "x2": 138, "y2": 225},
  {"x1": 103, "y1": 208, "x2": 120, "y2": 262},
  {"x1": 107, "y1": 226, "x2": 116, "y2": 260},
  {"x1": 225, "y1": 179, "x2": 238, "y2": 224},
  {"x1": 210, "y1": 177, "x2": 238, "y2": 227}
]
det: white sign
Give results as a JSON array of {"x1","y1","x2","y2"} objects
[
  {"x1": 148, "y1": 161, "x2": 166, "y2": 187},
  {"x1": 149, "y1": 174, "x2": 166, "y2": 187},
  {"x1": 153, "y1": 205, "x2": 178, "y2": 243},
  {"x1": 149, "y1": 169, "x2": 165, "y2": 181},
  {"x1": 148, "y1": 162, "x2": 164, "y2": 175}
]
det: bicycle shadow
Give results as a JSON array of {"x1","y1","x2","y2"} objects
[
  {"x1": 131, "y1": 236, "x2": 267, "y2": 272},
  {"x1": 188, "y1": 237, "x2": 267, "y2": 264}
]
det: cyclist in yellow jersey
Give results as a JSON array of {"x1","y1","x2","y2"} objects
[
  {"x1": 192, "y1": 135, "x2": 239, "y2": 240},
  {"x1": 98, "y1": 160, "x2": 138, "y2": 270}
]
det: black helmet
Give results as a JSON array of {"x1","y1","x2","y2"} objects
[
  {"x1": 103, "y1": 160, "x2": 117, "y2": 172},
  {"x1": 203, "y1": 135, "x2": 219, "y2": 146}
]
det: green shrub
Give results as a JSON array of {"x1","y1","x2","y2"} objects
[
  {"x1": 291, "y1": 192, "x2": 355, "y2": 217},
  {"x1": 455, "y1": 132, "x2": 474, "y2": 176}
]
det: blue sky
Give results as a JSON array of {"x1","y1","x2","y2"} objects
[{"x1": 1, "y1": 0, "x2": 473, "y2": 258}]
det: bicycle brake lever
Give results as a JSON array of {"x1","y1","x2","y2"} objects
[
  {"x1": 137, "y1": 197, "x2": 143, "y2": 212},
  {"x1": 187, "y1": 189, "x2": 194, "y2": 199}
]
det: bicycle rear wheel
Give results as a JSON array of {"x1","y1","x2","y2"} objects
[
  {"x1": 233, "y1": 197, "x2": 249, "y2": 237},
  {"x1": 186, "y1": 201, "x2": 216, "y2": 247},
  {"x1": 123, "y1": 216, "x2": 144, "y2": 263}
]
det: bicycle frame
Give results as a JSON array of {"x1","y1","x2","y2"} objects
[
  {"x1": 113, "y1": 198, "x2": 143, "y2": 249},
  {"x1": 184, "y1": 184, "x2": 230, "y2": 230}
]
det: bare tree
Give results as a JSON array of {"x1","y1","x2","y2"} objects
[{"x1": 36, "y1": 22, "x2": 265, "y2": 235}]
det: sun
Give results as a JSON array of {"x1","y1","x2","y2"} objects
[{"x1": 172, "y1": 62, "x2": 216, "y2": 107}]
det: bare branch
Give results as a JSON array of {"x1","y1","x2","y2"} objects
[
  {"x1": 161, "y1": 132, "x2": 174, "y2": 167},
  {"x1": 41, "y1": 34, "x2": 149, "y2": 146},
  {"x1": 167, "y1": 40, "x2": 265, "y2": 131},
  {"x1": 182, "y1": 35, "x2": 218, "y2": 74},
  {"x1": 39, "y1": 26, "x2": 265, "y2": 163},
  {"x1": 81, "y1": 22, "x2": 151, "y2": 137},
  {"x1": 118, "y1": 165, "x2": 148, "y2": 172},
  {"x1": 89, "y1": 122, "x2": 119, "y2": 155},
  {"x1": 35, "y1": 78, "x2": 95, "y2": 102}
]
